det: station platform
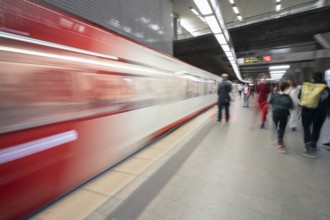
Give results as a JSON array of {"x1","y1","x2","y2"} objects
[{"x1": 32, "y1": 96, "x2": 330, "y2": 220}]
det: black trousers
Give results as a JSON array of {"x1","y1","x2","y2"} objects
[
  {"x1": 272, "y1": 114, "x2": 288, "y2": 143},
  {"x1": 218, "y1": 103, "x2": 229, "y2": 121},
  {"x1": 301, "y1": 107, "x2": 327, "y2": 148}
]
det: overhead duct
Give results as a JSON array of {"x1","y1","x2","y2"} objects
[{"x1": 314, "y1": 32, "x2": 330, "y2": 49}]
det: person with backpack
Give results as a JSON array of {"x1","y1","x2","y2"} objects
[
  {"x1": 299, "y1": 71, "x2": 330, "y2": 158},
  {"x1": 217, "y1": 73, "x2": 232, "y2": 122},
  {"x1": 269, "y1": 81, "x2": 294, "y2": 153}
]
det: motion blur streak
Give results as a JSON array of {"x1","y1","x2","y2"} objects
[
  {"x1": 0, "y1": 130, "x2": 78, "y2": 164},
  {"x1": 0, "y1": 46, "x2": 170, "y2": 76},
  {"x1": 0, "y1": 31, "x2": 119, "y2": 60}
]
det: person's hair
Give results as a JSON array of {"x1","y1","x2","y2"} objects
[
  {"x1": 311, "y1": 71, "x2": 325, "y2": 83},
  {"x1": 279, "y1": 81, "x2": 289, "y2": 91},
  {"x1": 287, "y1": 78, "x2": 296, "y2": 87}
]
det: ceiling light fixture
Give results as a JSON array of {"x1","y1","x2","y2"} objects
[
  {"x1": 221, "y1": 44, "x2": 231, "y2": 52},
  {"x1": 193, "y1": 0, "x2": 212, "y2": 15},
  {"x1": 276, "y1": 4, "x2": 281, "y2": 11},
  {"x1": 215, "y1": 34, "x2": 227, "y2": 44},
  {"x1": 229, "y1": 0, "x2": 235, "y2": 4},
  {"x1": 194, "y1": 0, "x2": 246, "y2": 82},
  {"x1": 269, "y1": 65, "x2": 290, "y2": 69},
  {"x1": 232, "y1": 7, "x2": 239, "y2": 14},
  {"x1": 190, "y1": 7, "x2": 199, "y2": 16},
  {"x1": 270, "y1": 71, "x2": 286, "y2": 74},
  {"x1": 237, "y1": 15, "x2": 242, "y2": 21},
  {"x1": 190, "y1": 7, "x2": 206, "y2": 23},
  {"x1": 225, "y1": 51, "x2": 232, "y2": 57},
  {"x1": 204, "y1": 15, "x2": 222, "y2": 33}
]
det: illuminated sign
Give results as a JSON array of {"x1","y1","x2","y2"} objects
[
  {"x1": 237, "y1": 58, "x2": 244, "y2": 64},
  {"x1": 244, "y1": 57, "x2": 262, "y2": 63},
  {"x1": 239, "y1": 55, "x2": 272, "y2": 64},
  {"x1": 263, "y1": 56, "x2": 272, "y2": 62}
]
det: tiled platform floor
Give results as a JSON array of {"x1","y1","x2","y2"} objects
[{"x1": 33, "y1": 96, "x2": 330, "y2": 220}]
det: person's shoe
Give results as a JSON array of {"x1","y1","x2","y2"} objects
[
  {"x1": 323, "y1": 142, "x2": 330, "y2": 146},
  {"x1": 278, "y1": 147, "x2": 286, "y2": 154},
  {"x1": 302, "y1": 150, "x2": 316, "y2": 158},
  {"x1": 305, "y1": 141, "x2": 316, "y2": 150},
  {"x1": 260, "y1": 123, "x2": 265, "y2": 129}
]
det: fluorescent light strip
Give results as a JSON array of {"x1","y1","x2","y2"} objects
[
  {"x1": 237, "y1": 15, "x2": 243, "y2": 21},
  {"x1": 193, "y1": 0, "x2": 212, "y2": 15},
  {"x1": 270, "y1": 71, "x2": 286, "y2": 74},
  {"x1": 233, "y1": 7, "x2": 239, "y2": 14},
  {"x1": 0, "y1": 31, "x2": 118, "y2": 60},
  {"x1": 215, "y1": 34, "x2": 227, "y2": 44},
  {"x1": 269, "y1": 65, "x2": 290, "y2": 70},
  {"x1": 204, "y1": 15, "x2": 222, "y2": 33},
  {"x1": 190, "y1": 8, "x2": 199, "y2": 15},
  {"x1": 276, "y1": 4, "x2": 281, "y2": 11},
  {"x1": 229, "y1": 0, "x2": 235, "y2": 4},
  {"x1": 221, "y1": 44, "x2": 230, "y2": 52},
  {"x1": 225, "y1": 51, "x2": 232, "y2": 57}
]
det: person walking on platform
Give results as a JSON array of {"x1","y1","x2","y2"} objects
[
  {"x1": 299, "y1": 71, "x2": 330, "y2": 158},
  {"x1": 243, "y1": 83, "x2": 251, "y2": 107},
  {"x1": 269, "y1": 81, "x2": 294, "y2": 153},
  {"x1": 217, "y1": 73, "x2": 232, "y2": 122},
  {"x1": 286, "y1": 79, "x2": 300, "y2": 131},
  {"x1": 255, "y1": 76, "x2": 271, "y2": 128}
]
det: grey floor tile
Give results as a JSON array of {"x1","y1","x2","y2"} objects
[
  {"x1": 282, "y1": 204, "x2": 319, "y2": 220},
  {"x1": 85, "y1": 213, "x2": 106, "y2": 220},
  {"x1": 87, "y1": 102, "x2": 330, "y2": 220},
  {"x1": 137, "y1": 211, "x2": 162, "y2": 220},
  {"x1": 181, "y1": 207, "x2": 227, "y2": 220},
  {"x1": 227, "y1": 205, "x2": 280, "y2": 220}
]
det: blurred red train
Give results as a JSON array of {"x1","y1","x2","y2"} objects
[{"x1": 0, "y1": 0, "x2": 220, "y2": 219}]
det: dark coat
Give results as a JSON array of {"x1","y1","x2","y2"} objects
[
  {"x1": 217, "y1": 80, "x2": 232, "y2": 105},
  {"x1": 269, "y1": 93, "x2": 294, "y2": 117}
]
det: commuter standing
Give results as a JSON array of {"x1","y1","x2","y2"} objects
[
  {"x1": 286, "y1": 79, "x2": 300, "y2": 131},
  {"x1": 269, "y1": 82, "x2": 294, "y2": 153},
  {"x1": 243, "y1": 83, "x2": 251, "y2": 107},
  {"x1": 299, "y1": 71, "x2": 330, "y2": 158},
  {"x1": 217, "y1": 73, "x2": 232, "y2": 122},
  {"x1": 238, "y1": 84, "x2": 243, "y2": 97},
  {"x1": 255, "y1": 76, "x2": 271, "y2": 128}
]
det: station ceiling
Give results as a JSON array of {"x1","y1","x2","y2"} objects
[{"x1": 172, "y1": 0, "x2": 330, "y2": 82}]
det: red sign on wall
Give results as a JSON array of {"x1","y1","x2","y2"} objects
[{"x1": 263, "y1": 56, "x2": 272, "y2": 62}]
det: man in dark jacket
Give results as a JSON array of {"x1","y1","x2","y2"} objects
[{"x1": 217, "y1": 73, "x2": 232, "y2": 122}]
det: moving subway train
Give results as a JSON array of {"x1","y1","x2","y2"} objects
[{"x1": 0, "y1": 0, "x2": 221, "y2": 219}]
